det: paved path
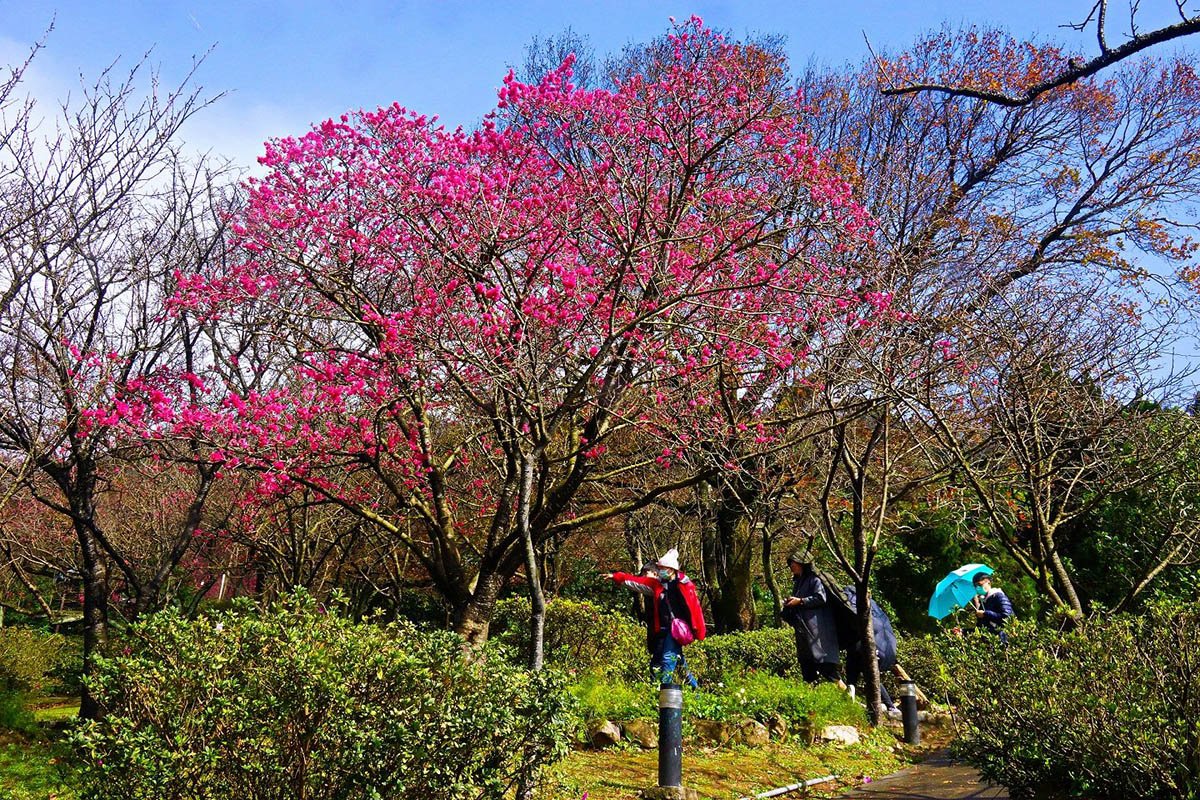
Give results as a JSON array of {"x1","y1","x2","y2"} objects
[{"x1": 837, "y1": 752, "x2": 1008, "y2": 799}]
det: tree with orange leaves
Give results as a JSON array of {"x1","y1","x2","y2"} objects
[{"x1": 879, "y1": 1, "x2": 1199, "y2": 106}]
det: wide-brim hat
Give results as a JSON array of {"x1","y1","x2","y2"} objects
[{"x1": 656, "y1": 548, "x2": 681, "y2": 572}]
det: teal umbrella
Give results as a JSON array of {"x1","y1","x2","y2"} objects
[{"x1": 928, "y1": 563, "x2": 993, "y2": 620}]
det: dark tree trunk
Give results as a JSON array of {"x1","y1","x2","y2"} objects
[
  {"x1": 77, "y1": 523, "x2": 109, "y2": 720},
  {"x1": 857, "y1": 583, "x2": 882, "y2": 727},
  {"x1": 518, "y1": 453, "x2": 546, "y2": 671},
  {"x1": 710, "y1": 498, "x2": 757, "y2": 632}
]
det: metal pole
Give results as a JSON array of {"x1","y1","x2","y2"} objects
[
  {"x1": 741, "y1": 774, "x2": 837, "y2": 799},
  {"x1": 898, "y1": 679, "x2": 920, "y2": 745},
  {"x1": 658, "y1": 683, "x2": 683, "y2": 787}
]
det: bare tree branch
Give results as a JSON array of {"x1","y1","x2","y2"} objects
[{"x1": 882, "y1": 6, "x2": 1199, "y2": 106}]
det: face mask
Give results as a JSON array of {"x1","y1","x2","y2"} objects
[
  {"x1": 974, "y1": 585, "x2": 987, "y2": 596},
  {"x1": 657, "y1": 569, "x2": 673, "y2": 582}
]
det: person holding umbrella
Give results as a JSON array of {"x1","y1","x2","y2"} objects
[{"x1": 972, "y1": 572, "x2": 1014, "y2": 637}]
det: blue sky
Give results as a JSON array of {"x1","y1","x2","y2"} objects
[{"x1": 3, "y1": 1, "x2": 1196, "y2": 168}]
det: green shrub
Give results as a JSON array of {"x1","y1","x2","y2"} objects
[
  {"x1": 72, "y1": 592, "x2": 575, "y2": 800},
  {"x1": 44, "y1": 636, "x2": 84, "y2": 696},
  {"x1": 937, "y1": 609, "x2": 1200, "y2": 800},
  {"x1": 0, "y1": 627, "x2": 69, "y2": 694},
  {"x1": 492, "y1": 597, "x2": 646, "y2": 681},
  {"x1": 688, "y1": 627, "x2": 796, "y2": 683},
  {"x1": 0, "y1": 688, "x2": 33, "y2": 732}
]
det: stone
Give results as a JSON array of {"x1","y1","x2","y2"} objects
[
  {"x1": 622, "y1": 718, "x2": 659, "y2": 749},
  {"x1": 586, "y1": 719, "x2": 622, "y2": 748},
  {"x1": 766, "y1": 712, "x2": 788, "y2": 740},
  {"x1": 819, "y1": 724, "x2": 861, "y2": 746},
  {"x1": 641, "y1": 787, "x2": 699, "y2": 800},
  {"x1": 692, "y1": 718, "x2": 733, "y2": 746},
  {"x1": 733, "y1": 717, "x2": 770, "y2": 747},
  {"x1": 924, "y1": 710, "x2": 953, "y2": 728}
]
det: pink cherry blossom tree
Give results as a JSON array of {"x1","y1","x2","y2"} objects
[{"x1": 164, "y1": 20, "x2": 881, "y2": 658}]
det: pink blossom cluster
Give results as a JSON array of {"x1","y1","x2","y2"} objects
[{"x1": 113, "y1": 20, "x2": 884, "y2": 532}]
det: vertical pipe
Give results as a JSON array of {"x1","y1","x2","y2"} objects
[
  {"x1": 658, "y1": 683, "x2": 683, "y2": 787},
  {"x1": 898, "y1": 679, "x2": 920, "y2": 745}
]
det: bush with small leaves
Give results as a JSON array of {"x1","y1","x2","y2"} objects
[
  {"x1": 72, "y1": 592, "x2": 575, "y2": 800},
  {"x1": 937, "y1": 608, "x2": 1200, "y2": 800},
  {"x1": 688, "y1": 627, "x2": 796, "y2": 683},
  {"x1": 492, "y1": 597, "x2": 647, "y2": 681}
]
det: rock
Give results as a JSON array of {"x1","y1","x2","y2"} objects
[
  {"x1": 924, "y1": 710, "x2": 953, "y2": 728},
  {"x1": 766, "y1": 712, "x2": 788, "y2": 740},
  {"x1": 734, "y1": 717, "x2": 770, "y2": 747},
  {"x1": 587, "y1": 719, "x2": 622, "y2": 748},
  {"x1": 692, "y1": 719, "x2": 733, "y2": 746},
  {"x1": 622, "y1": 718, "x2": 659, "y2": 749},
  {"x1": 819, "y1": 724, "x2": 861, "y2": 746},
  {"x1": 641, "y1": 787, "x2": 699, "y2": 800}
]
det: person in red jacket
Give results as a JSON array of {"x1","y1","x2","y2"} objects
[{"x1": 605, "y1": 548, "x2": 705, "y2": 687}]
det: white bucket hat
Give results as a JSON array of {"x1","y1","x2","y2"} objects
[{"x1": 656, "y1": 548, "x2": 681, "y2": 572}]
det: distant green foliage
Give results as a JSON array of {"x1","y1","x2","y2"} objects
[
  {"x1": 0, "y1": 626, "x2": 71, "y2": 733},
  {"x1": 715, "y1": 673, "x2": 864, "y2": 731},
  {"x1": 570, "y1": 675, "x2": 654, "y2": 721},
  {"x1": 0, "y1": 627, "x2": 69, "y2": 694},
  {"x1": 0, "y1": 690, "x2": 33, "y2": 733},
  {"x1": 72, "y1": 592, "x2": 575, "y2": 800},
  {"x1": 493, "y1": 598, "x2": 803, "y2": 688},
  {"x1": 492, "y1": 596, "x2": 647, "y2": 681},
  {"x1": 932, "y1": 608, "x2": 1200, "y2": 800}
]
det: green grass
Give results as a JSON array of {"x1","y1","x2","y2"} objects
[
  {"x1": 0, "y1": 697, "x2": 80, "y2": 799},
  {"x1": 0, "y1": 738, "x2": 77, "y2": 800},
  {"x1": 30, "y1": 699, "x2": 79, "y2": 725}
]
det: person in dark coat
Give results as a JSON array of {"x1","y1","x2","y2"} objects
[
  {"x1": 972, "y1": 572, "x2": 1014, "y2": 638},
  {"x1": 841, "y1": 586, "x2": 899, "y2": 714},
  {"x1": 780, "y1": 553, "x2": 840, "y2": 684}
]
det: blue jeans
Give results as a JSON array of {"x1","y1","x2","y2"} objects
[{"x1": 651, "y1": 632, "x2": 697, "y2": 687}]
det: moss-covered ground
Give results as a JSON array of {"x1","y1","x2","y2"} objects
[{"x1": 538, "y1": 724, "x2": 952, "y2": 799}]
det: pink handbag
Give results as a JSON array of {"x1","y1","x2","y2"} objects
[{"x1": 670, "y1": 616, "x2": 695, "y2": 646}]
